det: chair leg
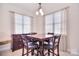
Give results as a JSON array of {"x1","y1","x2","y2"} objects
[
  {"x1": 52, "y1": 49, "x2": 54, "y2": 56},
  {"x1": 37, "y1": 47, "x2": 39, "y2": 56},
  {"x1": 31, "y1": 49, "x2": 34, "y2": 56},
  {"x1": 27, "y1": 48, "x2": 28, "y2": 56},
  {"x1": 42, "y1": 48, "x2": 44, "y2": 56},
  {"x1": 57, "y1": 46, "x2": 59, "y2": 56},
  {"x1": 41, "y1": 49, "x2": 44, "y2": 56},
  {"x1": 22, "y1": 47, "x2": 24, "y2": 56},
  {"x1": 40, "y1": 48, "x2": 43, "y2": 56},
  {"x1": 48, "y1": 49, "x2": 50, "y2": 56}
]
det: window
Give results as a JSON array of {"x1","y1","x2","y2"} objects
[
  {"x1": 45, "y1": 8, "x2": 68, "y2": 51},
  {"x1": 45, "y1": 14, "x2": 54, "y2": 34},
  {"x1": 14, "y1": 13, "x2": 31, "y2": 34},
  {"x1": 45, "y1": 10, "x2": 64, "y2": 34},
  {"x1": 54, "y1": 11, "x2": 62, "y2": 34}
]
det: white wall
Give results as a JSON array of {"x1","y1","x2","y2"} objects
[
  {"x1": 68, "y1": 4, "x2": 79, "y2": 55},
  {"x1": 0, "y1": 3, "x2": 34, "y2": 51},
  {"x1": 0, "y1": 4, "x2": 33, "y2": 42},
  {"x1": 32, "y1": 15, "x2": 44, "y2": 34}
]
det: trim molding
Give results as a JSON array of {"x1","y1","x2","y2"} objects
[
  {"x1": 0, "y1": 40, "x2": 12, "y2": 45},
  {"x1": 67, "y1": 49, "x2": 79, "y2": 55}
]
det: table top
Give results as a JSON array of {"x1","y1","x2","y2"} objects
[{"x1": 27, "y1": 34, "x2": 53, "y2": 39}]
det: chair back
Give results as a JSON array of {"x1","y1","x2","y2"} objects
[
  {"x1": 53, "y1": 35, "x2": 61, "y2": 48},
  {"x1": 44, "y1": 34, "x2": 61, "y2": 48},
  {"x1": 48, "y1": 33, "x2": 54, "y2": 35},
  {"x1": 21, "y1": 35, "x2": 36, "y2": 47},
  {"x1": 21, "y1": 35, "x2": 30, "y2": 46}
]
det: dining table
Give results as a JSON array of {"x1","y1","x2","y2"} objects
[{"x1": 26, "y1": 34, "x2": 54, "y2": 56}]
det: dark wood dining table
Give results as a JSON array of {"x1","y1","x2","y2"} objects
[{"x1": 27, "y1": 34, "x2": 53, "y2": 56}]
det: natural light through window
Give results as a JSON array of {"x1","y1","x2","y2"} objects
[
  {"x1": 14, "y1": 13, "x2": 31, "y2": 34},
  {"x1": 45, "y1": 10, "x2": 64, "y2": 34}
]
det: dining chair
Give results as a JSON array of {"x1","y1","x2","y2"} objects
[
  {"x1": 44, "y1": 33, "x2": 54, "y2": 43},
  {"x1": 43, "y1": 34, "x2": 61, "y2": 56},
  {"x1": 22, "y1": 32, "x2": 39, "y2": 55},
  {"x1": 43, "y1": 33, "x2": 54, "y2": 54},
  {"x1": 21, "y1": 35, "x2": 39, "y2": 56}
]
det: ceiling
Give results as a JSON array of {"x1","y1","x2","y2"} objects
[{"x1": 11, "y1": 3, "x2": 69, "y2": 15}]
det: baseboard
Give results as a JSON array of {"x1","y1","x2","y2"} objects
[
  {"x1": 68, "y1": 49, "x2": 79, "y2": 55},
  {"x1": 0, "y1": 43, "x2": 11, "y2": 51}
]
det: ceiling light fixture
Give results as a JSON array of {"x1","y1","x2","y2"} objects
[{"x1": 36, "y1": 3, "x2": 44, "y2": 16}]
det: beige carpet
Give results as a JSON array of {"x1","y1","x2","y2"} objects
[{"x1": 0, "y1": 49, "x2": 77, "y2": 56}]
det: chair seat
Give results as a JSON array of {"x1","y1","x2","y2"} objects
[
  {"x1": 28, "y1": 45, "x2": 38, "y2": 48},
  {"x1": 42, "y1": 34, "x2": 61, "y2": 56},
  {"x1": 44, "y1": 41, "x2": 53, "y2": 45},
  {"x1": 24, "y1": 42, "x2": 38, "y2": 49},
  {"x1": 43, "y1": 44, "x2": 53, "y2": 49},
  {"x1": 43, "y1": 43, "x2": 57, "y2": 49}
]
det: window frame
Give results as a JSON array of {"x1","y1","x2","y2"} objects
[
  {"x1": 14, "y1": 13, "x2": 32, "y2": 34},
  {"x1": 44, "y1": 10, "x2": 63, "y2": 34}
]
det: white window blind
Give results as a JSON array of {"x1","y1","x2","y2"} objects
[
  {"x1": 45, "y1": 10, "x2": 65, "y2": 34},
  {"x1": 14, "y1": 13, "x2": 31, "y2": 34},
  {"x1": 54, "y1": 11, "x2": 62, "y2": 34},
  {"x1": 23, "y1": 16, "x2": 31, "y2": 33},
  {"x1": 45, "y1": 14, "x2": 54, "y2": 34}
]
